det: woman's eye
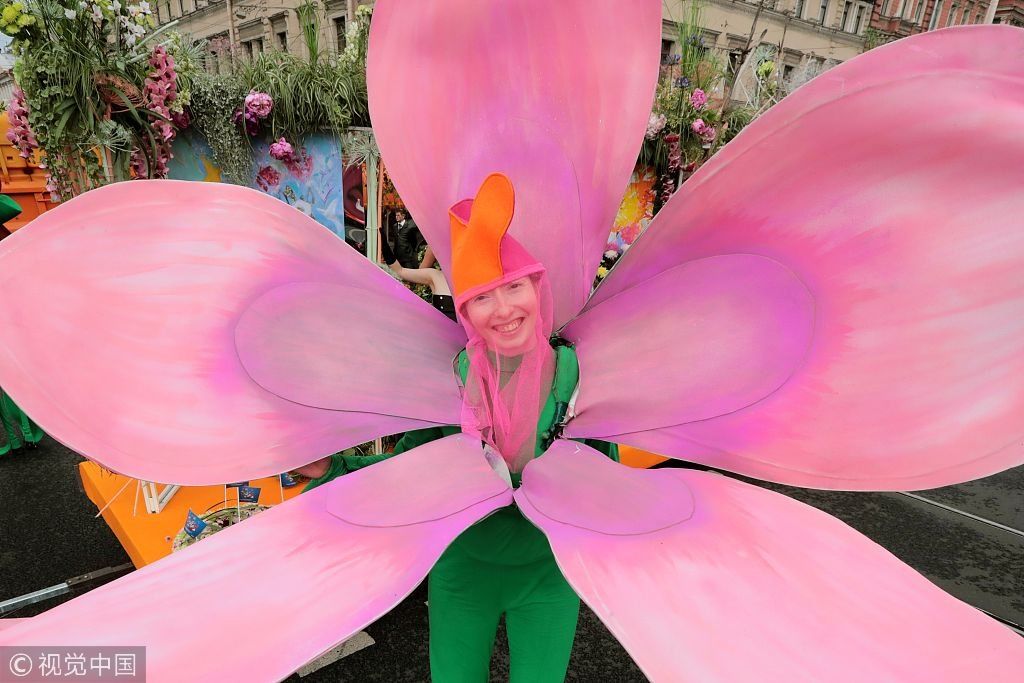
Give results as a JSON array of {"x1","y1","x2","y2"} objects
[
  {"x1": 508, "y1": 282, "x2": 523, "y2": 290},
  {"x1": 474, "y1": 294, "x2": 490, "y2": 303}
]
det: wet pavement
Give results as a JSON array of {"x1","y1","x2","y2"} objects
[{"x1": 1, "y1": 435, "x2": 1020, "y2": 681}]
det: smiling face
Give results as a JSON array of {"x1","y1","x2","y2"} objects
[{"x1": 462, "y1": 276, "x2": 541, "y2": 356}]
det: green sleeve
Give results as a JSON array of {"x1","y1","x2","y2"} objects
[
  {"x1": 301, "y1": 452, "x2": 351, "y2": 492},
  {"x1": 301, "y1": 451, "x2": 399, "y2": 493},
  {"x1": 393, "y1": 425, "x2": 461, "y2": 454},
  {"x1": 339, "y1": 452, "x2": 394, "y2": 471},
  {"x1": 578, "y1": 438, "x2": 620, "y2": 463}
]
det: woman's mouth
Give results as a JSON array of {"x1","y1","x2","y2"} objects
[{"x1": 494, "y1": 318, "x2": 524, "y2": 334}]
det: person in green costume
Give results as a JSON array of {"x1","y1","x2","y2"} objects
[
  {"x1": 298, "y1": 174, "x2": 617, "y2": 681},
  {"x1": 0, "y1": 388, "x2": 45, "y2": 455},
  {"x1": 0, "y1": 195, "x2": 46, "y2": 455},
  {"x1": 0, "y1": 193, "x2": 23, "y2": 231}
]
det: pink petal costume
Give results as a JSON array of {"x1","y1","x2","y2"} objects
[{"x1": 0, "y1": 1, "x2": 1023, "y2": 680}]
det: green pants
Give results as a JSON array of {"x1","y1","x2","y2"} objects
[
  {"x1": 0, "y1": 389, "x2": 43, "y2": 455},
  {"x1": 428, "y1": 508, "x2": 580, "y2": 683}
]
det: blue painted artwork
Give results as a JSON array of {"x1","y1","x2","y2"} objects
[
  {"x1": 251, "y1": 133, "x2": 348, "y2": 240},
  {"x1": 168, "y1": 131, "x2": 349, "y2": 241}
]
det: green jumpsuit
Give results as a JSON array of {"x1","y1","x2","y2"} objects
[
  {"x1": 305, "y1": 346, "x2": 617, "y2": 682},
  {"x1": 0, "y1": 388, "x2": 44, "y2": 455}
]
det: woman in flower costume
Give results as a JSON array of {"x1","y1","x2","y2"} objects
[
  {"x1": 1, "y1": 2, "x2": 1024, "y2": 681},
  {"x1": 306, "y1": 172, "x2": 619, "y2": 681}
]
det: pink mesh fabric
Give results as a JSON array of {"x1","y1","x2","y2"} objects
[{"x1": 457, "y1": 237, "x2": 555, "y2": 474}]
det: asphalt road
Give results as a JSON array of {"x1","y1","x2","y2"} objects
[{"x1": 1, "y1": 435, "x2": 1021, "y2": 681}]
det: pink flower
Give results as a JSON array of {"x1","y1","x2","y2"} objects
[
  {"x1": 689, "y1": 88, "x2": 707, "y2": 110},
  {"x1": 283, "y1": 148, "x2": 314, "y2": 181},
  {"x1": 664, "y1": 132, "x2": 682, "y2": 173},
  {"x1": 139, "y1": 45, "x2": 180, "y2": 178},
  {"x1": 269, "y1": 137, "x2": 295, "y2": 161},
  {"x1": 244, "y1": 91, "x2": 273, "y2": 120},
  {"x1": 691, "y1": 119, "x2": 707, "y2": 136},
  {"x1": 44, "y1": 174, "x2": 62, "y2": 202},
  {"x1": 645, "y1": 113, "x2": 667, "y2": 141},
  {"x1": 6, "y1": 86, "x2": 38, "y2": 161},
  {"x1": 256, "y1": 165, "x2": 282, "y2": 191},
  {"x1": 659, "y1": 174, "x2": 675, "y2": 204}
]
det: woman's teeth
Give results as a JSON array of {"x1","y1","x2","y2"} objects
[{"x1": 495, "y1": 318, "x2": 522, "y2": 333}]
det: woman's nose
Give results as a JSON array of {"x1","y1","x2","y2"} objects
[{"x1": 492, "y1": 290, "x2": 514, "y2": 316}]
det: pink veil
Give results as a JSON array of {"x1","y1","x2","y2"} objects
[{"x1": 452, "y1": 203, "x2": 556, "y2": 474}]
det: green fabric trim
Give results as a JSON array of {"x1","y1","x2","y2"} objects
[
  {"x1": 0, "y1": 390, "x2": 43, "y2": 452},
  {"x1": 0, "y1": 194, "x2": 22, "y2": 225},
  {"x1": 301, "y1": 344, "x2": 618, "y2": 491}
]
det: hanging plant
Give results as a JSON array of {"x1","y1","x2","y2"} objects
[
  {"x1": 4, "y1": 0, "x2": 201, "y2": 198},
  {"x1": 235, "y1": 1, "x2": 370, "y2": 143},
  {"x1": 187, "y1": 72, "x2": 253, "y2": 185}
]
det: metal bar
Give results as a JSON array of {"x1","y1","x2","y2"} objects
[
  {"x1": 0, "y1": 584, "x2": 68, "y2": 615},
  {"x1": 976, "y1": 607, "x2": 1024, "y2": 637},
  {"x1": 1, "y1": 564, "x2": 132, "y2": 615},
  {"x1": 896, "y1": 492, "x2": 1024, "y2": 539},
  {"x1": 65, "y1": 563, "x2": 133, "y2": 588}
]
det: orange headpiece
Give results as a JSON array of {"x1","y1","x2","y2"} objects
[{"x1": 449, "y1": 173, "x2": 543, "y2": 309}]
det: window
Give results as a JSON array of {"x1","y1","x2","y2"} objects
[
  {"x1": 961, "y1": 5, "x2": 969, "y2": 22},
  {"x1": 928, "y1": 0, "x2": 944, "y2": 28},
  {"x1": 948, "y1": 3, "x2": 957, "y2": 24},
  {"x1": 818, "y1": 0, "x2": 829, "y2": 23},
  {"x1": 795, "y1": 0, "x2": 806, "y2": 18},
  {"x1": 841, "y1": 1, "x2": 853, "y2": 29},
  {"x1": 896, "y1": 0, "x2": 907, "y2": 17},
  {"x1": 660, "y1": 39, "x2": 673, "y2": 64},
  {"x1": 854, "y1": 3, "x2": 867, "y2": 32},
  {"x1": 914, "y1": 0, "x2": 926, "y2": 22},
  {"x1": 728, "y1": 50, "x2": 743, "y2": 75},
  {"x1": 334, "y1": 16, "x2": 347, "y2": 53},
  {"x1": 277, "y1": 30, "x2": 287, "y2": 50}
]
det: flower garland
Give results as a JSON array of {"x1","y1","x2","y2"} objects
[
  {"x1": 5, "y1": 85, "x2": 37, "y2": 159},
  {"x1": 131, "y1": 44, "x2": 178, "y2": 178}
]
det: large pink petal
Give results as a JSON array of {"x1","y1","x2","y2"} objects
[
  {"x1": 235, "y1": 281, "x2": 463, "y2": 421},
  {"x1": 569, "y1": 26, "x2": 1024, "y2": 490},
  {"x1": 517, "y1": 441, "x2": 1024, "y2": 682},
  {"x1": 563, "y1": 254, "x2": 814, "y2": 436},
  {"x1": 0, "y1": 436, "x2": 512, "y2": 682},
  {"x1": 368, "y1": 0, "x2": 661, "y2": 326},
  {"x1": 0, "y1": 180, "x2": 464, "y2": 485}
]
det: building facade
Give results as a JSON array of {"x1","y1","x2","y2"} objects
[
  {"x1": 869, "y1": 0, "x2": 995, "y2": 41},
  {"x1": 663, "y1": 0, "x2": 871, "y2": 104},
  {"x1": 154, "y1": 0, "x2": 371, "y2": 69},
  {"x1": 993, "y1": 0, "x2": 1024, "y2": 26}
]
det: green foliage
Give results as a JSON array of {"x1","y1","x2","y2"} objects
[
  {"x1": 235, "y1": 3, "x2": 370, "y2": 141},
  {"x1": 643, "y1": 1, "x2": 737, "y2": 173},
  {"x1": 165, "y1": 31, "x2": 205, "y2": 112},
  {"x1": 7, "y1": 0, "x2": 200, "y2": 194},
  {"x1": 719, "y1": 106, "x2": 754, "y2": 146},
  {"x1": 188, "y1": 72, "x2": 253, "y2": 184},
  {"x1": 295, "y1": 0, "x2": 320, "y2": 61},
  {"x1": 237, "y1": 51, "x2": 368, "y2": 141},
  {"x1": 862, "y1": 28, "x2": 892, "y2": 52}
]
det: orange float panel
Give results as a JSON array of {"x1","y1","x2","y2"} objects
[
  {"x1": 79, "y1": 461, "x2": 305, "y2": 568},
  {"x1": 618, "y1": 444, "x2": 669, "y2": 469},
  {"x1": 0, "y1": 118, "x2": 58, "y2": 233}
]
